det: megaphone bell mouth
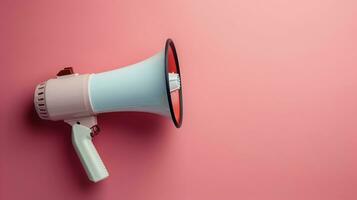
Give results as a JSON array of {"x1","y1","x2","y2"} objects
[{"x1": 164, "y1": 39, "x2": 183, "y2": 128}]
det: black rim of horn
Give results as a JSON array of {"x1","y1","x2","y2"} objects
[{"x1": 164, "y1": 39, "x2": 183, "y2": 128}]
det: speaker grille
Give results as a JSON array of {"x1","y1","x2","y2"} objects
[{"x1": 34, "y1": 82, "x2": 49, "y2": 119}]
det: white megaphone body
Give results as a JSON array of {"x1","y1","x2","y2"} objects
[{"x1": 34, "y1": 39, "x2": 183, "y2": 182}]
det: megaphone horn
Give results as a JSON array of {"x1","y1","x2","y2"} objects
[{"x1": 34, "y1": 39, "x2": 183, "y2": 182}]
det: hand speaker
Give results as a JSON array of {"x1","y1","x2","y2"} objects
[{"x1": 34, "y1": 39, "x2": 183, "y2": 182}]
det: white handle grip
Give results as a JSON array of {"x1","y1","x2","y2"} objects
[{"x1": 72, "y1": 124, "x2": 109, "y2": 182}]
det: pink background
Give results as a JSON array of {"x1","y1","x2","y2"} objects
[{"x1": 1, "y1": 0, "x2": 357, "y2": 199}]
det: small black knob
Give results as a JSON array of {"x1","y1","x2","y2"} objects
[{"x1": 57, "y1": 67, "x2": 74, "y2": 76}]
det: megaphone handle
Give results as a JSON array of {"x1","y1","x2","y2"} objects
[{"x1": 71, "y1": 124, "x2": 109, "y2": 182}]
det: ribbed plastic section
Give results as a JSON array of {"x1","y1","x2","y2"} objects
[{"x1": 34, "y1": 82, "x2": 49, "y2": 119}]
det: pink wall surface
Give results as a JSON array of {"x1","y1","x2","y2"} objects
[{"x1": 1, "y1": 0, "x2": 357, "y2": 199}]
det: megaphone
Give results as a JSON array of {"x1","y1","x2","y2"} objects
[{"x1": 34, "y1": 39, "x2": 183, "y2": 182}]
